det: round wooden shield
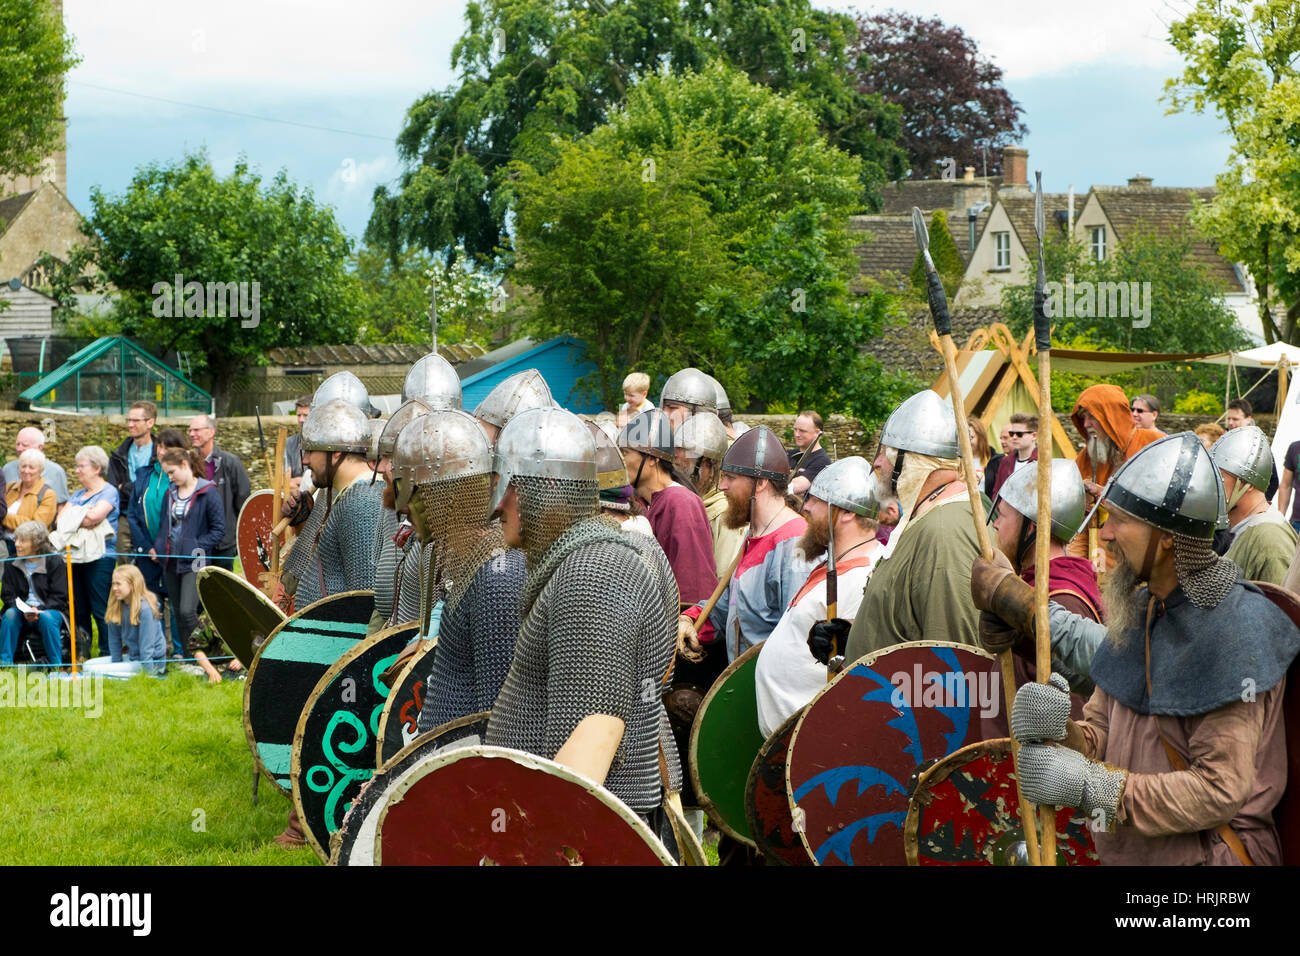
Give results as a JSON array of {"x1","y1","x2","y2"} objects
[
  {"x1": 375, "y1": 746, "x2": 675, "y2": 866},
  {"x1": 242, "y1": 591, "x2": 375, "y2": 795},
  {"x1": 292, "y1": 622, "x2": 419, "y2": 861},
  {"x1": 688, "y1": 642, "x2": 764, "y2": 847},
  {"x1": 196, "y1": 565, "x2": 286, "y2": 669},
  {"x1": 236, "y1": 489, "x2": 278, "y2": 589},
  {"x1": 787, "y1": 641, "x2": 1006, "y2": 866},
  {"x1": 745, "y1": 708, "x2": 809, "y2": 866},
  {"x1": 905, "y1": 738, "x2": 1100, "y2": 866},
  {"x1": 329, "y1": 712, "x2": 490, "y2": 867},
  {"x1": 373, "y1": 601, "x2": 444, "y2": 767}
]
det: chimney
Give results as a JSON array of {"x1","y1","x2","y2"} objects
[
  {"x1": 963, "y1": 166, "x2": 975, "y2": 182},
  {"x1": 1127, "y1": 174, "x2": 1153, "y2": 188},
  {"x1": 1002, "y1": 146, "x2": 1027, "y2": 187}
]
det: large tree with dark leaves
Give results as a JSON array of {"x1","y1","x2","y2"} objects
[
  {"x1": 367, "y1": 0, "x2": 907, "y2": 268},
  {"x1": 849, "y1": 10, "x2": 1028, "y2": 180}
]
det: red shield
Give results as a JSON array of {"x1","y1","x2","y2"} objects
[
  {"x1": 787, "y1": 641, "x2": 1006, "y2": 866},
  {"x1": 375, "y1": 747, "x2": 674, "y2": 866},
  {"x1": 905, "y1": 738, "x2": 1100, "y2": 866},
  {"x1": 745, "y1": 708, "x2": 810, "y2": 866},
  {"x1": 374, "y1": 639, "x2": 438, "y2": 768},
  {"x1": 237, "y1": 489, "x2": 278, "y2": 590}
]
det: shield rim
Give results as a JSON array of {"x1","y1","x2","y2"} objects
[
  {"x1": 241, "y1": 589, "x2": 375, "y2": 797},
  {"x1": 373, "y1": 634, "x2": 439, "y2": 768},
  {"x1": 745, "y1": 706, "x2": 808, "y2": 866},
  {"x1": 373, "y1": 745, "x2": 676, "y2": 866},
  {"x1": 292, "y1": 621, "x2": 419, "y2": 861},
  {"x1": 195, "y1": 564, "x2": 286, "y2": 669},
  {"x1": 786, "y1": 640, "x2": 995, "y2": 866},
  {"x1": 235, "y1": 488, "x2": 278, "y2": 588},
  {"x1": 687, "y1": 641, "x2": 764, "y2": 848}
]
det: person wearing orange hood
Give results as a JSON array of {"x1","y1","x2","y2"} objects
[{"x1": 1072, "y1": 384, "x2": 1164, "y2": 504}]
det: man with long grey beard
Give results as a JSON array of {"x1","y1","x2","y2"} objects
[{"x1": 1000, "y1": 432, "x2": 1299, "y2": 865}]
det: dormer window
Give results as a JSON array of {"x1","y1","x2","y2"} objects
[
  {"x1": 994, "y1": 231, "x2": 1010, "y2": 268},
  {"x1": 1090, "y1": 226, "x2": 1106, "y2": 261}
]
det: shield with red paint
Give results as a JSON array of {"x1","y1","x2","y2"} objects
[
  {"x1": 786, "y1": 641, "x2": 1006, "y2": 866},
  {"x1": 745, "y1": 708, "x2": 810, "y2": 866},
  {"x1": 905, "y1": 738, "x2": 1100, "y2": 866},
  {"x1": 374, "y1": 636, "x2": 438, "y2": 768},
  {"x1": 237, "y1": 489, "x2": 278, "y2": 589},
  {"x1": 375, "y1": 746, "x2": 674, "y2": 866}
]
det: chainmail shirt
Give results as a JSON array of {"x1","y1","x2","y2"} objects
[
  {"x1": 283, "y1": 475, "x2": 384, "y2": 608},
  {"x1": 373, "y1": 508, "x2": 399, "y2": 620},
  {"x1": 417, "y1": 545, "x2": 525, "y2": 733},
  {"x1": 487, "y1": 514, "x2": 678, "y2": 813}
]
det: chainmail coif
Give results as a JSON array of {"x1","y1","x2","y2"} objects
[
  {"x1": 1172, "y1": 533, "x2": 1240, "y2": 608},
  {"x1": 486, "y1": 512, "x2": 680, "y2": 814},
  {"x1": 515, "y1": 476, "x2": 599, "y2": 596},
  {"x1": 416, "y1": 473, "x2": 496, "y2": 636}
]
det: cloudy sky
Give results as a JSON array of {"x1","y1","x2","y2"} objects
[{"x1": 61, "y1": 0, "x2": 1230, "y2": 242}]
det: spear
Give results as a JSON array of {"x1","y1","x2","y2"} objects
[
  {"x1": 1031, "y1": 171, "x2": 1059, "y2": 866},
  {"x1": 911, "y1": 206, "x2": 1042, "y2": 867},
  {"x1": 825, "y1": 504, "x2": 839, "y2": 683}
]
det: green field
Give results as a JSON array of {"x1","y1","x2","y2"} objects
[{"x1": 1, "y1": 671, "x2": 318, "y2": 865}]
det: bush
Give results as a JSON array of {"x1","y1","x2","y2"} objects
[{"x1": 1172, "y1": 389, "x2": 1223, "y2": 415}]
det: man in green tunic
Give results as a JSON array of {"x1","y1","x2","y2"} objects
[
  {"x1": 840, "y1": 390, "x2": 981, "y2": 663},
  {"x1": 1210, "y1": 426, "x2": 1296, "y2": 585}
]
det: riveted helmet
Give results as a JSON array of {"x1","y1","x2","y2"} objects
[
  {"x1": 1209, "y1": 425, "x2": 1272, "y2": 494},
  {"x1": 808, "y1": 456, "x2": 879, "y2": 519},
  {"x1": 376, "y1": 398, "x2": 432, "y2": 462},
  {"x1": 301, "y1": 399, "x2": 370, "y2": 454},
  {"x1": 878, "y1": 390, "x2": 959, "y2": 458},
  {"x1": 990, "y1": 458, "x2": 1086, "y2": 543},
  {"x1": 312, "y1": 371, "x2": 371, "y2": 416},
  {"x1": 660, "y1": 367, "x2": 719, "y2": 415},
  {"x1": 473, "y1": 369, "x2": 555, "y2": 430},
  {"x1": 585, "y1": 419, "x2": 629, "y2": 491},
  {"x1": 402, "y1": 352, "x2": 463, "y2": 409},
  {"x1": 489, "y1": 407, "x2": 596, "y2": 514},
  {"x1": 721, "y1": 425, "x2": 789, "y2": 483},
  {"x1": 391, "y1": 408, "x2": 493, "y2": 512}
]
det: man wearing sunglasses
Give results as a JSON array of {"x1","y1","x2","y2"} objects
[{"x1": 989, "y1": 413, "x2": 1038, "y2": 499}]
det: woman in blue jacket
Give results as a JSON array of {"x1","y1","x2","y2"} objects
[
  {"x1": 127, "y1": 428, "x2": 189, "y2": 657},
  {"x1": 152, "y1": 448, "x2": 225, "y2": 682}
]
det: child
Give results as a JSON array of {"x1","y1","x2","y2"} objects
[
  {"x1": 105, "y1": 564, "x2": 167, "y2": 677},
  {"x1": 617, "y1": 372, "x2": 654, "y2": 428}
]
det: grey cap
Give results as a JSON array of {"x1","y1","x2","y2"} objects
[
  {"x1": 391, "y1": 408, "x2": 493, "y2": 512},
  {"x1": 402, "y1": 353, "x2": 463, "y2": 409},
  {"x1": 808, "y1": 456, "x2": 879, "y2": 519},
  {"x1": 1209, "y1": 424, "x2": 1273, "y2": 493},
  {"x1": 312, "y1": 371, "x2": 371, "y2": 416},
  {"x1": 618, "y1": 408, "x2": 675, "y2": 461},
  {"x1": 660, "y1": 367, "x2": 719, "y2": 414},
  {"x1": 991, "y1": 458, "x2": 1087, "y2": 543},
  {"x1": 490, "y1": 406, "x2": 597, "y2": 513},
  {"x1": 674, "y1": 411, "x2": 729, "y2": 463},
  {"x1": 1084, "y1": 431, "x2": 1228, "y2": 539},
  {"x1": 721, "y1": 425, "x2": 789, "y2": 482},
  {"x1": 879, "y1": 390, "x2": 959, "y2": 458},
  {"x1": 301, "y1": 399, "x2": 370, "y2": 455},
  {"x1": 376, "y1": 398, "x2": 432, "y2": 462},
  {"x1": 473, "y1": 369, "x2": 555, "y2": 429}
]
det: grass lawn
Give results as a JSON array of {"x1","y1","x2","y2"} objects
[{"x1": 1, "y1": 670, "x2": 317, "y2": 865}]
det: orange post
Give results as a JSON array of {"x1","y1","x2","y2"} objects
[{"x1": 65, "y1": 545, "x2": 77, "y2": 677}]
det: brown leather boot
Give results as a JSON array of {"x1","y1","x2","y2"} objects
[{"x1": 274, "y1": 809, "x2": 307, "y2": 848}]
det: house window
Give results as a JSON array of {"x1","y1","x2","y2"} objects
[
  {"x1": 1091, "y1": 226, "x2": 1107, "y2": 260},
  {"x1": 994, "y1": 232, "x2": 1010, "y2": 268}
]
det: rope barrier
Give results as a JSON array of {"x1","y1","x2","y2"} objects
[
  {"x1": 0, "y1": 654, "x2": 237, "y2": 669},
  {"x1": 0, "y1": 550, "x2": 238, "y2": 563}
]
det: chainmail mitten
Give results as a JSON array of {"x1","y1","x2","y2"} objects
[
  {"x1": 1017, "y1": 743, "x2": 1127, "y2": 830},
  {"x1": 1011, "y1": 673, "x2": 1072, "y2": 742}
]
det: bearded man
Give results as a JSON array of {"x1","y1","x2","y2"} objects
[
  {"x1": 754, "y1": 457, "x2": 881, "y2": 736},
  {"x1": 1210, "y1": 425, "x2": 1296, "y2": 585},
  {"x1": 678, "y1": 426, "x2": 811, "y2": 663},
  {"x1": 1073, "y1": 383, "x2": 1163, "y2": 505},
  {"x1": 485, "y1": 407, "x2": 681, "y2": 841},
  {"x1": 840, "y1": 390, "x2": 980, "y2": 663},
  {"x1": 1006, "y1": 432, "x2": 1299, "y2": 865}
]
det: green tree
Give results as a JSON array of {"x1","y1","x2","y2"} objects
[
  {"x1": 354, "y1": 245, "x2": 497, "y2": 346},
  {"x1": 512, "y1": 64, "x2": 910, "y2": 420},
  {"x1": 908, "y1": 209, "x2": 963, "y2": 300},
  {"x1": 367, "y1": 0, "x2": 905, "y2": 267},
  {"x1": 0, "y1": 0, "x2": 79, "y2": 183},
  {"x1": 1164, "y1": 0, "x2": 1300, "y2": 343},
  {"x1": 68, "y1": 152, "x2": 362, "y2": 415}
]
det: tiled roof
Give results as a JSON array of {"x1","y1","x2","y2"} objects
[
  {"x1": 850, "y1": 209, "x2": 989, "y2": 290},
  {"x1": 863, "y1": 306, "x2": 1006, "y2": 383},
  {"x1": 878, "y1": 176, "x2": 1003, "y2": 215},
  {"x1": 0, "y1": 191, "x2": 37, "y2": 235},
  {"x1": 990, "y1": 191, "x2": 1071, "y2": 253},
  {"x1": 1090, "y1": 186, "x2": 1241, "y2": 289},
  {"x1": 266, "y1": 342, "x2": 487, "y2": 367}
]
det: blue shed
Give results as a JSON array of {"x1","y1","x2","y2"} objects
[{"x1": 458, "y1": 335, "x2": 603, "y2": 414}]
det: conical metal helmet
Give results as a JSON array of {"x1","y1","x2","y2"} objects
[
  {"x1": 660, "y1": 367, "x2": 719, "y2": 414},
  {"x1": 376, "y1": 398, "x2": 431, "y2": 462},
  {"x1": 490, "y1": 406, "x2": 596, "y2": 513},
  {"x1": 674, "y1": 411, "x2": 728, "y2": 463},
  {"x1": 878, "y1": 390, "x2": 959, "y2": 458},
  {"x1": 585, "y1": 419, "x2": 629, "y2": 491},
  {"x1": 1085, "y1": 431, "x2": 1228, "y2": 539},
  {"x1": 808, "y1": 456, "x2": 879, "y2": 518},
  {"x1": 1209, "y1": 424, "x2": 1272, "y2": 493},
  {"x1": 301, "y1": 399, "x2": 370, "y2": 454},
  {"x1": 401, "y1": 352, "x2": 463, "y2": 409},
  {"x1": 706, "y1": 374, "x2": 731, "y2": 416},
  {"x1": 618, "y1": 408, "x2": 675, "y2": 461},
  {"x1": 473, "y1": 369, "x2": 555, "y2": 429},
  {"x1": 312, "y1": 371, "x2": 371, "y2": 415},
  {"x1": 721, "y1": 425, "x2": 789, "y2": 482},
  {"x1": 365, "y1": 418, "x2": 388, "y2": 464},
  {"x1": 391, "y1": 408, "x2": 493, "y2": 512},
  {"x1": 990, "y1": 459, "x2": 1086, "y2": 543}
]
